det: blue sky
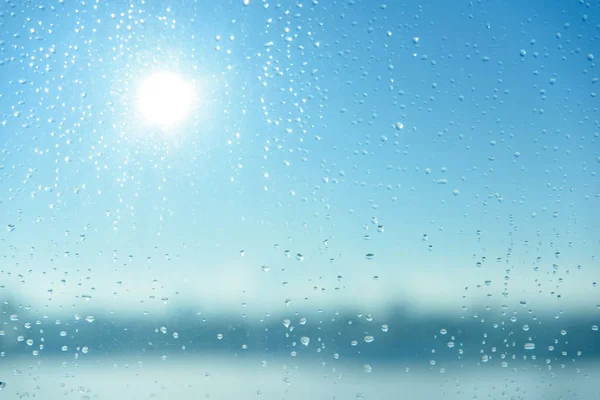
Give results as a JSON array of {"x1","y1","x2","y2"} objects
[{"x1": 0, "y1": 0, "x2": 598, "y2": 323}]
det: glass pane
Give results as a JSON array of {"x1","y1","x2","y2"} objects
[{"x1": 1, "y1": 0, "x2": 598, "y2": 398}]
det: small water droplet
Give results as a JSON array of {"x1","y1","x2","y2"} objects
[
  {"x1": 365, "y1": 253, "x2": 375, "y2": 260},
  {"x1": 261, "y1": 265, "x2": 270, "y2": 272},
  {"x1": 381, "y1": 324, "x2": 388, "y2": 332},
  {"x1": 296, "y1": 253, "x2": 304, "y2": 261},
  {"x1": 524, "y1": 342, "x2": 535, "y2": 350},
  {"x1": 364, "y1": 335, "x2": 375, "y2": 343},
  {"x1": 301, "y1": 336, "x2": 310, "y2": 346},
  {"x1": 85, "y1": 316, "x2": 95, "y2": 323},
  {"x1": 363, "y1": 364, "x2": 372, "y2": 373},
  {"x1": 217, "y1": 333, "x2": 223, "y2": 340}
]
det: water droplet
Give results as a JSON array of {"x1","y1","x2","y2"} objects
[
  {"x1": 447, "y1": 341, "x2": 455, "y2": 348},
  {"x1": 363, "y1": 364, "x2": 372, "y2": 373},
  {"x1": 365, "y1": 253, "x2": 375, "y2": 260},
  {"x1": 6, "y1": 225, "x2": 15, "y2": 232},
  {"x1": 524, "y1": 342, "x2": 535, "y2": 350},
  {"x1": 9, "y1": 314, "x2": 18, "y2": 322},
  {"x1": 299, "y1": 317, "x2": 307, "y2": 325},
  {"x1": 351, "y1": 340, "x2": 358, "y2": 346},
  {"x1": 394, "y1": 122, "x2": 404, "y2": 130},
  {"x1": 61, "y1": 345, "x2": 68, "y2": 351},
  {"x1": 173, "y1": 332, "x2": 179, "y2": 339},
  {"x1": 364, "y1": 335, "x2": 375, "y2": 343},
  {"x1": 296, "y1": 253, "x2": 304, "y2": 261},
  {"x1": 588, "y1": 53, "x2": 595, "y2": 61},
  {"x1": 592, "y1": 325, "x2": 598, "y2": 331},
  {"x1": 283, "y1": 319, "x2": 291, "y2": 328},
  {"x1": 243, "y1": 0, "x2": 250, "y2": 5},
  {"x1": 440, "y1": 328, "x2": 447, "y2": 335},
  {"x1": 261, "y1": 265, "x2": 270, "y2": 272},
  {"x1": 301, "y1": 336, "x2": 310, "y2": 346},
  {"x1": 217, "y1": 333, "x2": 223, "y2": 340},
  {"x1": 381, "y1": 324, "x2": 388, "y2": 332},
  {"x1": 85, "y1": 316, "x2": 95, "y2": 323},
  {"x1": 0, "y1": 381, "x2": 6, "y2": 389},
  {"x1": 522, "y1": 324, "x2": 529, "y2": 331},
  {"x1": 519, "y1": 49, "x2": 526, "y2": 57}
]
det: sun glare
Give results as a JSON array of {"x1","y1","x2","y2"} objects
[{"x1": 137, "y1": 72, "x2": 193, "y2": 126}]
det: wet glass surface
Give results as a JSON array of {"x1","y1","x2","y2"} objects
[{"x1": 0, "y1": 0, "x2": 599, "y2": 398}]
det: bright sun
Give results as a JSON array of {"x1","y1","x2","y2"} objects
[{"x1": 137, "y1": 72, "x2": 193, "y2": 126}]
